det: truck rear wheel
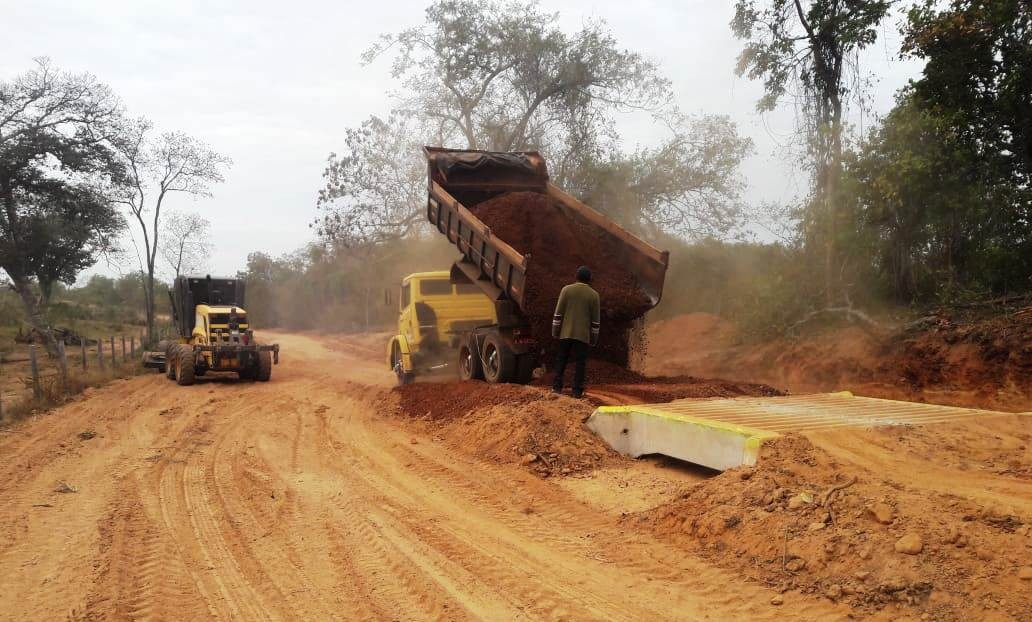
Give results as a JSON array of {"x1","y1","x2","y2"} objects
[
  {"x1": 176, "y1": 346, "x2": 196, "y2": 386},
  {"x1": 255, "y1": 350, "x2": 272, "y2": 382},
  {"x1": 481, "y1": 333, "x2": 516, "y2": 384},
  {"x1": 515, "y1": 354, "x2": 537, "y2": 385},
  {"x1": 458, "y1": 339, "x2": 483, "y2": 381}
]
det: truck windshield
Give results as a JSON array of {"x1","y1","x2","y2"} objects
[
  {"x1": 401, "y1": 284, "x2": 410, "y2": 308},
  {"x1": 419, "y1": 280, "x2": 452, "y2": 296}
]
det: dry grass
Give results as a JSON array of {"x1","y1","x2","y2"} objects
[{"x1": 0, "y1": 361, "x2": 146, "y2": 425}]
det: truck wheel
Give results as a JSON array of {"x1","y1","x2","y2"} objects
[
  {"x1": 392, "y1": 343, "x2": 414, "y2": 386},
  {"x1": 176, "y1": 346, "x2": 196, "y2": 386},
  {"x1": 458, "y1": 339, "x2": 483, "y2": 381},
  {"x1": 255, "y1": 350, "x2": 272, "y2": 382},
  {"x1": 481, "y1": 333, "x2": 516, "y2": 384},
  {"x1": 515, "y1": 354, "x2": 537, "y2": 385},
  {"x1": 166, "y1": 343, "x2": 177, "y2": 380}
]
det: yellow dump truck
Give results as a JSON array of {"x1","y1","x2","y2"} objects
[
  {"x1": 387, "y1": 147, "x2": 669, "y2": 386},
  {"x1": 387, "y1": 271, "x2": 497, "y2": 384}
]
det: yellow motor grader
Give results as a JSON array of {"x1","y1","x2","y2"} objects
[{"x1": 144, "y1": 275, "x2": 279, "y2": 385}]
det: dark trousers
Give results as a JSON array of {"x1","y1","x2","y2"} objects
[{"x1": 552, "y1": 338, "x2": 588, "y2": 395}]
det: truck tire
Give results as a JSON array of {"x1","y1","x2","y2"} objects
[
  {"x1": 166, "y1": 343, "x2": 177, "y2": 380},
  {"x1": 392, "y1": 343, "x2": 414, "y2": 386},
  {"x1": 481, "y1": 332, "x2": 516, "y2": 384},
  {"x1": 255, "y1": 350, "x2": 272, "y2": 382},
  {"x1": 515, "y1": 354, "x2": 537, "y2": 385},
  {"x1": 458, "y1": 339, "x2": 484, "y2": 381}
]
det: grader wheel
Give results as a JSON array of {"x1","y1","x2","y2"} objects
[
  {"x1": 176, "y1": 346, "x2": 196, "y2": 386},
  {"x1": 255, "y1": 350, "x2": 272, "y2": 382}
]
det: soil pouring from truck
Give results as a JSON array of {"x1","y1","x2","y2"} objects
[
  {"x1": 387, "y1": 147, "x2": 668, "y2": 385},
  {"x1": 143, "y1": 275, "x2": 280, "y2": 385}
]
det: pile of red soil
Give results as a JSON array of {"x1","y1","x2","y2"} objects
[
  {"x1": 652, "y1": 307, "x2": 1032, "y2": 411},
  {"x1": 386, "y1": 382, "x2": 615, "y2": 476},
  {"x1": 469, "y1": 191, "x2": 652, "y2": 366},
  {"x1": 638, "y1": 432, "x2": 1032, "y2": 620},
  {"x1": 392, "y1": 380, "x2": 542, "y2": 421}
]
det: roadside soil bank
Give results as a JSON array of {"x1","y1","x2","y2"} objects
[
  {"x1": 647, "y1": 308, "x2": 1032, "y2": 411},
  {"x1": 386, "y1": 370, "x2": 782, "y2": 477},
  {"x1": 638, "y1": 419, "x2": 1032, "y2": 621}
]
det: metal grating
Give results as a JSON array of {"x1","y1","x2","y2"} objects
[{"x1": 634, "y1": 391, "x2": 1006, "y2": 434}]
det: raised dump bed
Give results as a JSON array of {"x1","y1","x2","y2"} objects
[{"x1": 586, "y1": 392, "x2": 1017, "y2": 471}]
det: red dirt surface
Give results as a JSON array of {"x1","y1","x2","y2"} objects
[
  {"x1": 647, "y1": 308, "x2": 1032, "y2": 411},
  {"x1": 469, "y1": 191, "x2": 652, "y2": 366},
  {"x1": 638, "y1": 422, "x2": 1032, "y2": 621}
]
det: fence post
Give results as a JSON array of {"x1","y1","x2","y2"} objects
[
  {"x1": 98, "y1": 337, "x2": 104, "y2": 369},
  {"x1": 110, "y1": 336, "x2": 115, "y2": 367},
  {"x1": 81, "y1": 338, "x2": 87, "y2": 371},
  {"x1": 121, "y1": 335, "x2": 127, "y2": 362},
  {"x1": 130, "y1": 336, "x2": 136, "y2": 359},
  {"x1": 29, "y1": 345, "x2": 42, "y2": 399},
  {"x1": 57, "y1": 341, "x2": 68, "y2": 386}
]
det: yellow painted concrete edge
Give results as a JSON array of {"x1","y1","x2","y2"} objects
[{"x1": 593, "y1": 405, "x2": 783, "y2": 465}]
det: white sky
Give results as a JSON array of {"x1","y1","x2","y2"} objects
[{"x1": 2, "y1": 0, "x2": 923, "y2": 281}]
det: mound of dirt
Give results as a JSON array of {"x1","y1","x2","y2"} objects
[
  {"x1": 649, "y1": 308, "x2": 1032, "y2": 411},
  {"x1": 638, "y1": 430, "x2": 1032, "y2": 620},
  {"x1": 386, "y1": 382, "x2": 613, "y2": 476},
  {"x1": 469, "y1": 191, "x2": 652, "y2": 367}
]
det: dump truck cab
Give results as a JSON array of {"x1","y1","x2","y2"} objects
[
  {"x1": 387, "y1": 270, "x2": 496, "y2": 384},
  {"x1": 144, "y1": 275, "x2": 280, "y2": 385}
]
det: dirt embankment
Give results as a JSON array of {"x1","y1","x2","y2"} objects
[
  {"x1": 384, "y1": 371, "x2": 781, "y2": 477},
  {"x1": 637, "y1": 422, "x2": 1032, "y2": 621},
  {"x1": 647, "y1": 309, "x2": 1032, "y2": 411}
]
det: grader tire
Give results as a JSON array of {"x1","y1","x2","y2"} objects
[
  {"x1": 166, "y1": 343, "x2": 177, "y2": 380},
  {"x1": 255, "y1": 350, "x2": 272, "y2": 382},
  {"x1": 176, "y1": 346, "x2": 196, "y2": 386},
  {"x1": 155, "y1": 340, "x2": 170, "y2": 373}
]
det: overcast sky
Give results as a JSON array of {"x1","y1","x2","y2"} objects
[{"x1": 3, "y1": 0, "x2": 922, "y2": 281}]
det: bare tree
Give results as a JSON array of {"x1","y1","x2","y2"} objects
[
  {"x1": 110, "y1": 120, "x2": 231, "y2": 342},
  {"x1": 161, "y1": 210, "x2": 211, "y2": 279}
]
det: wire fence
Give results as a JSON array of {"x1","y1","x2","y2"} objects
[{"x1": 0, "y1": 331, "x2": 147, "y2": 421}]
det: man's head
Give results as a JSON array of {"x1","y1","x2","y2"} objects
[{"x1": 575, "y1": 266, "x2": 592, "y2": 283}]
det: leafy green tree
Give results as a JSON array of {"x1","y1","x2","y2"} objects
[
  {"x1": 732, "y1": 0, "x2": 892, "y2": 304},
  {"x1": 0, "y1": 59, "x2": 124, "y2": 367},
  {"x1": 572, "y1": 114, "x2": 753, "y2": 239}
]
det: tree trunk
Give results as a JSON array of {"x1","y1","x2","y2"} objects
[
  {"x1": 12, "y1": 277, "x2": 68, "y2": 378},
  {"x1": 144, "y1": 270, "x2": 156, "y2": 345}
]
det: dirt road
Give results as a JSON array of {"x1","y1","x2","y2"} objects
[{"x1": 0, "y1": 333, "x2": 843, "y2": 621}]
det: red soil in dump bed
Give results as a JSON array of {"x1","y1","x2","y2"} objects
[{"x1": 468, "y1": 191, "x2": 652, "y2": 366}]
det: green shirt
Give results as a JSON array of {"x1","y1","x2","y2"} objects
[{"x1": 553, "y1": 282, "x2": 600, "y2": 344}]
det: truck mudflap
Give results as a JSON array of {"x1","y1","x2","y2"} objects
[{"x1": 194, "y1": 343, "x2": 280, "y2": 364}]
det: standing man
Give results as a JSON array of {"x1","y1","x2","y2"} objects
[{"x1": 551, "y1": 266, "x2": 600, "y2": 398}]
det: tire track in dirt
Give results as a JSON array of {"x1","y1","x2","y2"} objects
[{"x1": 1, "y1": 333, "x2": 847, "y2": 621}]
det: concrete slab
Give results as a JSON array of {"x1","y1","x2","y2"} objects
[{"x1": 586, "y1": 392, "x2": 1014, "y2": 471}]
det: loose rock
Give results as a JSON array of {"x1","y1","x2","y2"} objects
[
  {"x1": 1018, "y1": 566, "x2": 1032, "y2": 580},
  {"x1": 895, "y1": 532, "x2": 924, "y2": 555},
  {"x1": 770, "y1": 594, "x2": 784, "y2": 606},
  {"x1": 867, "y1": 502, "x2": 895, "y2": 525}
]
